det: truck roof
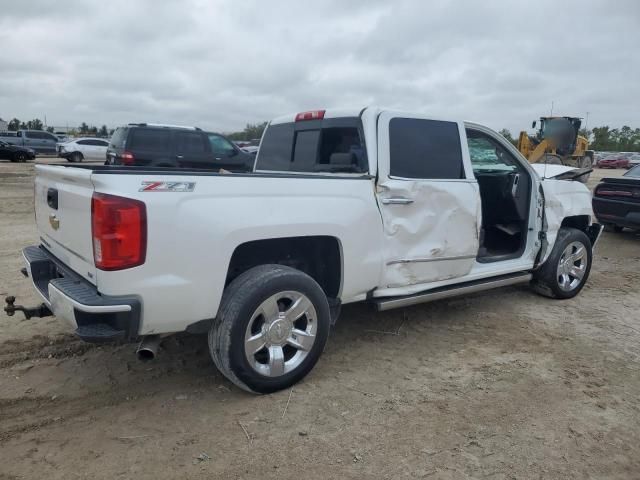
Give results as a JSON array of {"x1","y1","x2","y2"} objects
[{"x1": 269, "y1": 107, "x2": 368, "y2": 125}]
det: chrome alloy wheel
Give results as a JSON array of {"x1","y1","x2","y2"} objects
[
  {"x1": 244, "y1": 291, "x2": 317, "y2": 377},
  {"x1": 556, "y1": 241, "x2": 588, "y2": 292}
]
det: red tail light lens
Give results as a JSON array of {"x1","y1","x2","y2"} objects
[
  {"x1": 121, "y1": 151, "x2": 135, "y2": 165},
  {"x1": 91, "y1": 193, "x2": 146, "y2": 271},
  {"x1": 596, "y1": 188, "x2": 633, "y2": 197},
  {"x1": 295, "y1": 110, "x2": 325, "y2": 121}
]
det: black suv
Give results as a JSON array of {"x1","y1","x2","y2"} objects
[{"x1": 106, "y1": 124, "x2": 254, "y2": 171}]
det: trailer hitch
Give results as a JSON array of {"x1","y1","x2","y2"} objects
[{"x1": 4, "y1": 296, "x2": 52, "y2": 320}]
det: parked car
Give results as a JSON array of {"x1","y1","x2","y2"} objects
[
  {"x1": 57, "y1": 137, "x2": 110, "y2": 162},
  {"x1": 597, "y1": 157, "x2": 630, "y2": 169},
  {"x1": 106, "y1": 123, "x2": 253, "y2": 171},
  {"x1": 240, "y1": 145, "x2": 259, "y2": 155},
  {"x1": 0, "y1": 140, "x2": 36, "y2": 162},
  {"x1": 0, "y1": 129, "x2": 59, "y2": 154},
  {"x1": 5, "y1": 107, "x2": 602, "y2": 394},
  {"x1": 593, "y1": 164, "x2": 640, "y2": 232}
]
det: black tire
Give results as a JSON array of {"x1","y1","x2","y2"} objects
[
  {"x1": 13, "y1": 152, "x2": 26, "y2": 162},
  {"x1": 209, "y1": 264, "x2": 331, "y2": 394},
  {"x1": 69, "y1": 152, "x2": 83, "y2": 163},
  {"x1": 532, "y1": 227, "x2": 593, "y2": 299}
]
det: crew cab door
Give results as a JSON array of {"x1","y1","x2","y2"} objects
[{"x1": 375, "y1": 112, "x2": 482, "y2": 290}]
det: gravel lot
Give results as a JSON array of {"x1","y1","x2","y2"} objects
[{"x1": 1, "y1": 158, "x2": 639, "y2": 479}]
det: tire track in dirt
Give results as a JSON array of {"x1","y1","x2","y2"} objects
[{"x1": 0, "y1": 335, "x2": 97, "y2": 369}]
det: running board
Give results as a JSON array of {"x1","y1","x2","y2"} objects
[{"x1": 373, "y1": 272, "x2": 532, "y2": 311}]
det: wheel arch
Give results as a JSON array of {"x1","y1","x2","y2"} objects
[
  {"x1": 225, "y1": 235, "x2": 343, "y2": 299},
  {"x1": 561, "y1": 215, "x2": 590, "y2": 233}
]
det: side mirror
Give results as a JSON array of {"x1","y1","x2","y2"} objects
[{"x1": 531, "y1": 121, "x2": 537, "y2": 129}]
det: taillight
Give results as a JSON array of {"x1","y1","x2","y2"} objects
[
  {"x1": 91, "y1": 193, "x2": 146, "y2": 271},
  {"x1": 596, "y1": 188, "x2": 633, "y2": 197},
  {"x1": 295, "y1": 110, "x2": 325, "y2": 122},
  {"x1": 121, "y1": 151, "x2": 135, "y2": 165}
]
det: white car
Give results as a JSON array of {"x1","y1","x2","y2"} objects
[
  {"x1": 6, "y1": 106, "x2": 602, "y2": 394},
  {"x1": 57, "y1": 137, "x2": 110, "y2": 162}
]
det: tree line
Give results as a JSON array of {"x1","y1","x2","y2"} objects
[
  {"x1": 10, "y1": 115, "x2": 637, "y2": 152},
  {"x1": 6, "y1": 118, "x2": 112, "y2": 138},
  {"x1": 499, "y1": 126, "x2": 640, "y2": 152},
  {"x1": 225, "y1": 122, "x2": 268, "y2": 142}
]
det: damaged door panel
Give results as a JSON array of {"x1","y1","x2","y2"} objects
[{"x1": 375, "y1": 112, "x2": 481, "y2": 289}]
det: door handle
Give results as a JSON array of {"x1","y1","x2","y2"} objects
[
  {"x1": 511, "y1": 173, "x2": 520, "y2": 197},
  {"x1": 176, "y1": 155, "x2": 184, "y2": 159},
  {"x1": 381, "y1": 197, "x2": 414, "y2": 205}
]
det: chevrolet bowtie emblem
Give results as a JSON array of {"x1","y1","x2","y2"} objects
[{"x1": 49, "y1": 214, "x2": 60, "y2": 230}]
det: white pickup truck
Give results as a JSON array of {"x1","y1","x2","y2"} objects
[{"x1": 5, "y1": 107, "x2": 602, "y2": 393}]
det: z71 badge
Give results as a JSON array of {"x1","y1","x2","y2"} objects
[{"x1": 139, "y1": 181, "x2": 196, "y2": 192}]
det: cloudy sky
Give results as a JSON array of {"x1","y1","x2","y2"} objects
[{"x1": 1, "y1": 0, "x2": 638, "y2": 134}]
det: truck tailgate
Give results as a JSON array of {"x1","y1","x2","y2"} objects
[{"x1": 34, "y1": 165, "x2": 96, "y2": 284}]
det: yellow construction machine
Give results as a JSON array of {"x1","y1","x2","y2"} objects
[{"x1": 518, "y1": 116, "x2": 593, "y2": 182}]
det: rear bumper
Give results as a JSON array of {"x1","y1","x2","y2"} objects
[
  {"x1": 23, "y1": 245, "x2": 141, "y2": 343},
  {"x1": 593, "y1": 197, "x2": 640, "y2": 228}
]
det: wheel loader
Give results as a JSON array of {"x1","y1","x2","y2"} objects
[{"x1": 517, "y1": 116, "x2": 594, "y2": 182}]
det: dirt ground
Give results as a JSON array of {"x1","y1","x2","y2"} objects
[{"x1": 1, "y1": 158, "x2": 639, "y2": 479}]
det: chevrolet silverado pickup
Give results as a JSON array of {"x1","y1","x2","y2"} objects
[{"x1": 4, "y1": 107, "x2": 602, "y2": 394}]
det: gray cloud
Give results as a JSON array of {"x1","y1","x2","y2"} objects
[{"x1": 0, "y1": 0, "x2": 638, "y2": 134}]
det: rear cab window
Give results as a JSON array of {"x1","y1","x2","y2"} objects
[{"x1": 256, "y1": 117, "x2": 367, "y2": 174}]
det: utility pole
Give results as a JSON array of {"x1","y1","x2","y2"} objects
[
  {"x1": 550, "y1": 101, "x2": 554, "y2": 116},
  {"x1": 585, "y1": 111, "x2": 590, "y2": 131}
]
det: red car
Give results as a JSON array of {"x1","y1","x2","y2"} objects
[{"x1": 597, "y1": 157, "x2": 630, "y2": 169}]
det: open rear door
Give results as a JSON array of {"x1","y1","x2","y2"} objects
[{"x1": 375, "y1": 111, "x2": 482, "y2": 292}]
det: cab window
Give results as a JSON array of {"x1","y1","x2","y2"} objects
[
  {"x1": 466, "y1": 130, "x2": 519, "y2": 173},
  {"x1": 389, "y1": 118, "x2": 464, "y2": 179}
]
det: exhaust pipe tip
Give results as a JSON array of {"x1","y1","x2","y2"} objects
[
  {"x1": 136, "y1": 335, "x2": 163, "y2": 362},
  {"x1": 137, "y1": 347, "x2": 156, "y2": 362}
]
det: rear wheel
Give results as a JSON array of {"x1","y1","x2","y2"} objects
[
  {"x1": 613, "y1": 225, "x2": 624, "y2": 233},
  {"x1": 13, "y1": 152, "x2": 26, "y2": 162},
  {"x1": 209, "y1": 264, "x2": 331, "y2": 394},
  {"x1": 532, "y1": 227, "x2": 592, "y2": 299}
]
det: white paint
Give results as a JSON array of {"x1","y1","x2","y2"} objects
[
  {"x1": 28, "y1": 107, "x2": 598, "y2": 337},
  {"x1": 34, "y1": 165, "x2": 96, "y2": 283},
  {"x1": 531, "y1": 164, "x2": 584, "y2": 179},
  {"x1": 375, "y1": 111, "x2": 480, "y2": 288},
  {"x1": 58, "y1": 137, "x2": 109, "y2": 161}
]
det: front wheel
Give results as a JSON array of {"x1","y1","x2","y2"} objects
[
  {"x1": 532, "y1": 227, "x2": 593, "y2": 299},
  {"x1": 69, "y1": 152, "x2": 83, "y2": 162},
  {"x1": 209, "y1": 264, "x2": 331, "y2": 394},
  {"x1": 13, "y1": 152, "x2": 26, "y2": 162}
]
